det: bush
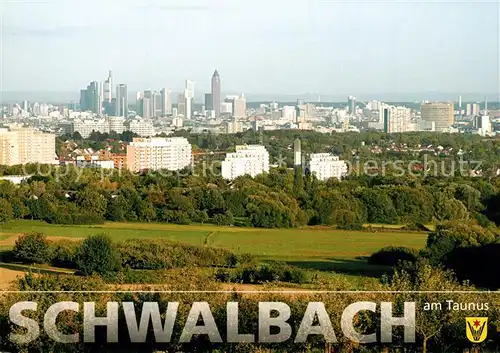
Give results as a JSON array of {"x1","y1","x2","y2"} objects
[
  {"x1": 368, "y1": 246, "x2": 419, "y2": 266},
  {"x1": 45, "y1": 213, "x2": 105, "y2": 225},
  {"x1": 212, "y1": 211, "x2": 234, "y2": 226},
  {"x1": 227, "y1": 261, "x2": 310, "y2": 284},
  {"x1": 117, "y1": 238, "x2": 246, "y2": 270},
  {"x1": 76, "y1": 234, "x2": 121, "y2": 275},
  {"x1": 13, "y1": 232, "x2": 51, "y2": 264},
  {"x1": 49, "y1": 240, "x2": 80, "y2": 268}
]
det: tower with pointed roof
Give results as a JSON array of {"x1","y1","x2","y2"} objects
[{"x1": 211, "y1": 70, "x2": 221, "y2": 118}]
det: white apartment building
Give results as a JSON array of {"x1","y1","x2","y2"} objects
[
  {"x1": 474, "y1": 115, "x2": 492, "y2": 137},
  {"x1": 126, "y1": 137, "x2": 192, "y2": 172},
  {"x1": 282, "y1": 106, "x2": 297, "y2": 122},
  {"x1": 221, "y1": 145, "x2": 269, "y2": 180},
  {"x1": 126, "y1": 119, "x2": 155, "y2": 137},
  {"x1": 307, "y1": 153, "x2": 348, "y2": 181},
  {"x1": 73, "y1": 119, "x2": 110, "y2": 138},
  {"x1": 0, "y1": 126, "x2": 56, "y2": 166},
  {"x1": 109, "y1": 116, "x2": 125, "y2": 134}
]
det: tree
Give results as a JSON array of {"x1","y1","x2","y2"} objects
[
  {"x1": 13, "y1": 232, "x2": 51, "y2": 264},
  {"x1": 76, "y1": 234, "x2": 121, "y2": 275},
  {"x1": 75, "y1": 186, "x2": 107, "y2": 219},
  {"x1": 0, "y1": 198, "x2": 13, "y2": 223},
  {"x1": 213, "y1": 210, "x2": 233, "y2": 226}
]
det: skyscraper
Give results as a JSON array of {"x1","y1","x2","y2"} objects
[
  {"x1": 103, "y1": 70, "x2": 113, "y2": 102},
  {"x1": 232, "y1": 94, "x2": 247, "y2": 118},
  {"x1": 185, "y1": 80, "x2": 195, "y2": 119},
  {"x1": 115, "y1": 84, "x2": 128, "y2": 117},
  {"x1": 205, "y1": 93, "x2": 213, "y2": 110},
  {"x1": 211, "y1": 70, "x2": 221, "y2": 118},
  {"x1": 86, "y1": 81, "x2": 101, "y2": 115},
  {"x1": 348, "y1": 95, "x2": 356, "y2": 114},
  {"x1": 160, "y1": 88, "x2": 172, "y2": 115}
]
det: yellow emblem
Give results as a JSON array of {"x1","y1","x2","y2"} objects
[{"x1": 466, "y1": 317, "x2": 488, "y2": 343}]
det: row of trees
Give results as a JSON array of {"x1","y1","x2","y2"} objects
[{"x1": 1, "y1": 163, "x2": 499, "y2": 229}]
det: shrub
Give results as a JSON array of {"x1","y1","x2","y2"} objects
[
  {"x1": 213, "y1": 211, "x2": 234, "y2": 226},
  {"x1": 117, "y1": 239, "x2": 245, "y2": 270},
  {"x1": 368, "y1": 246, "x2": 419, "y2": 267},
  {"x1": 229, "y1": 262, "x2": 310, "y2": 284},
  {"x1": 13, "y1": 232, "x2": 51, "y2": 264},
  {"x1": 49, "y1": 240, "x2": 80, "y2": 268},
  {"x1": 76, "y1": 234, "x2": 121, "y2": 275}
]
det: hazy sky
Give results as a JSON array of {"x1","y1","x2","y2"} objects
[{"x1": 1, "y1": 0, "x2": 499, "y2": 97}]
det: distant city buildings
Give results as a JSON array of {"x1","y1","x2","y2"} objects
[
  {"x1": 382, "y1": 106, "x2": 411, "y2": 133},
  {"x1": 221, "y1": 145, "x2": 270, "y2": 180},
  {"x1": 347, "y1": 95, "x2": 356, "y2": 114},
  {"x1": 307, "y1": 153, "x2": 348, "y2": 181},
  {"x1": 126, "y1": 137, "x2": 192, "y2": 172},
  {"x1": 420, "y1": 102, "x2": 454, "y2": 132},
  {"x1": 115, "y1": 84, "x2": 128, "y2": 117},
  {"x1": 0, "y1": 126, "x2": 56, "y2": 166}
]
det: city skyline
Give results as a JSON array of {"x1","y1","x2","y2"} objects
[{"x1": 1, "y1": 0, "x2": 498, "y2": 97}]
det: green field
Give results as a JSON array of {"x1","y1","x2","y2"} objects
[{"x1": 0, "y1": 220, "x2": 429, "y2": 278}]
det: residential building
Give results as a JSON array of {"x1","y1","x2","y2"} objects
[
  {"x1": 420, "y1": 102, "x2": 454, "y2": 132},
  {"x1": 383, "y1": 106, "x2": 411, "y2": 133},
  {"x1": 221, "y1": 145, "x2": 270, "y2": 180},
  {"x1": 109, "y1": 116, "x2": 125, "y2": 134},
  {"x1": 73, "y1": 119, "x2": 110, "y2": 138},
  {"x1": 307, "y1": 153, "x2": 348, "y2": 181},
  {"x1": 126, "y1": 119, "x2": 155, "y2": 137},
  {"x1": 474, "y1": 115, "x2": 492, "y2": 136},
  {"x1": 126, "y1": 137, "x2": 192, "y2": 172},
  {"x1": 0, "y1": 126, "x2": 56, "y2": 166}
]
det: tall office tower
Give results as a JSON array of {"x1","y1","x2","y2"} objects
[
  {"x1": 347, "y1": 95, "x2": 356, "y2": 114},
  {"x1": 103, "y1": 70, "x2": 112, "y2": 103},
  {"x1": 282, "y1": 106, "x2": 296, "y2": 121},
  {"x1": 79, "y1": 89, "x2": 88, "y2": 111},
  {"x1": 221, "y1": 145, "x2": 270, "y2": 180},
  {"x1": 232, "y1": 94, "x2": 247, "y2": 118},
  {"x1": 160, "y1": 88, "x2": 172, "y2": 115},
  {"x1": 152, "y1": 91, "x2": 162, "y2": 117},
  {"x1": 294, "y1": 138, "x2": 302, "y2": 167},
  {"x1": 126, "y1": 137, "x2": 192, "y2": 172},
  {"x1": 420, "y1": 102, "x2": 454, "y2": 132},
  {"x1": 177, "y1": 93, "x2": 186, "y2": 117},
  {"x1": 142, "y1": 98, "x2": 151, "y2": 119},
  {"x1": 85, "y1": 81, "x2": 102, "y2": 115},
  {"x1": 211, "y1": 70, "x2": 221, "y2": 118},
  {"x1": 205, "y1": 93, "x2": 213, "y2": 110},
  {"x1": 115, "y1": 84, "x2": 128, "y2": 117},
  {"x1": 458, "y1": 95, "x2": 462, "y2": 112},
  {"x1": 184, "y1": 80, "x2": 195, "y2": 119}
]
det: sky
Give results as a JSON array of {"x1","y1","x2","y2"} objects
[{"x1": 1, "y1": 0, "x2": 499, "y2": 100}]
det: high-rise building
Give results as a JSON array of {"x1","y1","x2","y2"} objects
[
  {"x1": 126, "y1": 137, "x2": 192, "y2": 172},
  {"x1": 161, "y1": 88, "x2": 172, "y2": 115},
  {"x1": 474, "y1": 115, "x2": 492, "y2": 137},
  {"x1": 142, "y1": 98, "x2": 152, "y2": 119},
  {"x1": 205, "y1": 93, "x2": 213, "y2": 110},
  {"x1": 185, "y1": 80, "x2": 195, "y2": 119},
  {"x1": 420, "y1": 102, "x2": 454, "y2": 132},
  {"x1": 177, "y1": 92, "x2": 186, "y2": 117},
  {"x1": 103, "y1": 70, "x2": 112, "y2": 103},
  {"x1": 152, "y1": 91, "x2": 162, "y2": 117},
  {"x1": 307, "y1": 153, "x2": 347, "y2": 181},
  {"x1": 80, "y1": 81, "x2": 102, "y2": 114},
  {"x1": 282, "y1": 106, "x2": 296, "y2": 121},
  {"x1": 0, "y1": 126, "x2": 56, "y2": 166},
  {"x1": 79, "y1": 89, "x2": 88, "y2": 111},
  {"x1": 211, "y1": 70, "x2": 221, "y2": 118},
  {"x1": 232, "y1": 94, "x2": 247, "y2": 118},
  {"x1": 221, "y1": 145, "x2": 270, "y2": 180},
  {"x1": 348, "y1": 95, "x2": 356, "y2": 114},
  {"x1": 383, "y1": 106, "x2": 411, "y2": 133},
  {"x1": 115, "y1": 84, "x2": 128, "y2": 117}
]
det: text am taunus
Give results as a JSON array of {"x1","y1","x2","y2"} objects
[
  {"x1": 9, "y1": 301, "x2": 416, "y2": 344},
  {"x1": 423, "y1": 300, "x2": 489, "y2": 311}
]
